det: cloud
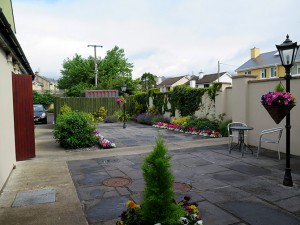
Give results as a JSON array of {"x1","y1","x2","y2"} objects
[{"x1": 13, "y1": 0, "x2": 300, "y2": 80}]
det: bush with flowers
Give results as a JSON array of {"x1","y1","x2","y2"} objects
[{"x1": 95, "y1": 130, "x2": 116, "y2": 149}]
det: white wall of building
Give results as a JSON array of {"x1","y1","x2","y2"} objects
[{"x1": 0, "y1": 48, "x2": 16, "y2": 190}]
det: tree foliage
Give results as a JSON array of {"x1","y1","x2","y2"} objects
[
  {"x1": 58, "y1": 54, "x2": 96, "y2": 89},
  {"x1": 33, "y1": 91, "x2": 54, "y2": 109},
  {"x1": 140, "y1": 72, "x2": 157, "y2": 90},
  {"x1": 98, "y1": 46, "x2": 134, "y2": 89}
]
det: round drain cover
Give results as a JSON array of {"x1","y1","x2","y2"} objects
[
  {"x1": 102, "y1": 177, "x2": 131, "y2": 187},
  {"x1": 174, "y1": 182, "x2": 192, "y2": 192}
]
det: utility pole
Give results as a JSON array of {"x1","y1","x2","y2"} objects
[
  {"x1": 218, "y1": 60, "x2": 220, "y2": 82},
  {"x1": 87, "y1": 45, "x2": 103, "y2": 85}
]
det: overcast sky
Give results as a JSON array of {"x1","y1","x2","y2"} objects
[{"x1": 12, "y1": 0, "x2": 300, "y2": 80}]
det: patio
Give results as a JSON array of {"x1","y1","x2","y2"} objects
[{"x1": 0, "y1": 122, "x2": 299, "y2": 225}]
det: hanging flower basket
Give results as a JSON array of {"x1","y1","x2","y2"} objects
[
  {"x1": 261, "y1": 91, "x2": 296, "y2": 124},
  {"x1": 116, "y1": 96, "x2": 126, "y2": 107},
  {"x1": 262, "y1": 104, "x2": 294, "y2": 124}
]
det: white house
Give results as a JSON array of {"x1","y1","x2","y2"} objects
[
  {"x1": 189, "y1": 72, "x2": 232, "y2": 88},
  {"x1": 157, "y1": 75, "x2": 191, "y2": 92}
]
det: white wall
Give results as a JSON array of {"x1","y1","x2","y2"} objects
[{"x1": 0, "y1": 48, "x2": 16, "y2": 190}]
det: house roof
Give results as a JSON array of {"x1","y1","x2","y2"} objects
[
  {"x1": 0, "y1": 8, "x2": 34, "y2": 78},
  {"x1": 157, "y1": 75, "x2": 186, "y2": 87},
  {"x1": 197, "y1": 72, "x2": 227, "y2": 84},
  {"x1": 236, "y1": 50, "x2": 300, "y2": 72}
]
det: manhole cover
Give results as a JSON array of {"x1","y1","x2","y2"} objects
[
  {"x1": 103, "y1": 177, "x2": 131, "y2": 187},
  {"x1": 174, "y1": 182, "x2": 192, "y2": 192}
]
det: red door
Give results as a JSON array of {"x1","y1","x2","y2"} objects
[{"x1": 12, "y1": 74, "x2": 35, "y2": 161}]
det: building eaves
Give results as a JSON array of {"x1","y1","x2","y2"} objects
[{"x1": 0, "y1": 8, "x2": 34, "y2": 78}]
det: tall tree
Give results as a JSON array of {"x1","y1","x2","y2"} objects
[
  {"x1": 98, "y1": 46, "x2": 133, "y2": 89},
  {"x1": 140, "y1": 72, "x2": 157, "y2": 90},
  {"x1": 58, "y1": 54, "x2": 97, "y2": 89}
]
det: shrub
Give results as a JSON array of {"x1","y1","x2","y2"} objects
[
  {"x1": 114, "y1": 110, "x2": 131, "y2": 122},
  {"x1": 60, "y1": 104, "x2": 72, "y2": 114},
  {"x1": 142, "y1": 135, "x2": 184, "y2": 224},
  {"x1": 53, "y1": 111, "x2": 98, "y2": 149},
  {"x1": 151, "y1": 114, "x2": 170, "y2": 124},
  {"x1": 93, "y1": 106, "x2": 107, "y2": 122},
  {"x1": 104, "y1": 115, "x2": 119, "y2": 123},
  {"x1": 134, "y1": 113, "x2": 156, "y2": 125},
  {"x1": 33, "y1": 90, "x2": 54, "y2": 109}
]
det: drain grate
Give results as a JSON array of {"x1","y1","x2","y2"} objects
[
  {"x1": 174, "y1": 182, "x2": 192, "y2": 193},
  {"x1": 102, "y1": 177, "x2": 131, "y2": 187},
  {"x1": 12, "y1": 188, "x2": 56, "y2": 207}
]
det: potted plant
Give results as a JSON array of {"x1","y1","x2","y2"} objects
[{"x1": 261, "y1": 83, "x2": 296, "y2": 124}]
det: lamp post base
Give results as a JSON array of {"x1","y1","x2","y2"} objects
[
  {"x1": 283, "y1": 168, "x2": 293, "y2": 187},
  {"x1": 123, "y1": 123, "x2": 126, "y2": 129}
]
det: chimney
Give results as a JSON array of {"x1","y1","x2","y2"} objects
[
  {"x1": 190, "y1": 80, "x2": 196, "y2": 88},
  {"x1": 198, "y1": 71, "x2": 204, "y2": 79},
  {"x1": 156, "y1": 77, "x2": 162, "y2": 85},
  {"x1": 251, "y1": 47, "x2": 260, "y2": 59}
]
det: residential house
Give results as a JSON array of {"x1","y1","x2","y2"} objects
[
  {"x1": 236, "y1": 47, "x2": 300, "y2": 79},
  {"x1": 189, "y1": 72, "x2": 232, "y2": 88},
  {"x1": 157, "y1": 75, "x2": 191, "y2": 92},
  {"x1": 0, "y1": 1, "x2": 34, "y2": 191},
  {"x1": 32, "y1": 72, "x2": 59, "y2": 93}
]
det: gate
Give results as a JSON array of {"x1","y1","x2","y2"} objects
[{"x1": 12, "y1": 74, "x2": 35, "y2": 161}]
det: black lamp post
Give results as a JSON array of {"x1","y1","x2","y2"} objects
[
  {"x1": 276, "y1": 34, "x2": 299, "y2": 187},
  {"x1": 121, "y1": 83, "x2": 127, "y2": 129}
]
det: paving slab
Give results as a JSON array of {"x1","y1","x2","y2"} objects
[{"x1": 223, "y1": 200, "x2": 300, "y2": 225}]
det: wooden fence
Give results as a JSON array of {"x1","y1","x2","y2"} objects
[{"x1": 54, "y1": 97, "x2": 134, "y2": 120}]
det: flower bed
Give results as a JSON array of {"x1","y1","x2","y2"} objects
[
  {"x1": 117, "y1": 196, "x2": 203, "y2": 225},
  {"x1": 95, "y1": 130, "x2": 116, "y2": 149},
  {"x1": 153, "y1": 122, "x2": 222, "y2": 138}
]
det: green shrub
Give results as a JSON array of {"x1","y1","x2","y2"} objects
[
  {"x1": 104, "y1": 115, "x2": 119, "y2": 123},
  {"x1": 142, "y1": 136, "x2": 184, "y2": 224},
  {"x1": 60, "y1": 104, "x2": 72, "y2": 114},
  {"x1": 33, "y1": 90, "x2": 54, "y2": 109},
  {"x1": 93, "y1": 106, "x2": 107, "y2": 122},
  {"x1": 53, "y1": 111, "x2": 98, "y2": 149},
  {"x1": 114, "y1": 110, "x2": 130, "y2": 122}
]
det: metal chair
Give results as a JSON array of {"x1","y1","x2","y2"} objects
[
  {"x1": 228, "y1": 122, "x2": 247, "y2": 153},
  {"x1": 257, "y1": 127, "x2": 283, "y2": 160}
]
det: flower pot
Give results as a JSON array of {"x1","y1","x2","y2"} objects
[{"x1": 263, "y1": 104, "x2": 295, "y2": 124}]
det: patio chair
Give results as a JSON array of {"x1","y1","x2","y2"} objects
[
  {"x1": 228, "y1": 122, "x2": 247, "y2": 153},
  {"x1": 257, "y1": 127, "x2": 283, "y2": 160}
]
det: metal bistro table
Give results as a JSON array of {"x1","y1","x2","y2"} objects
[{"x1": 229, "y1": 126, "x2": 254, "y2": 156}]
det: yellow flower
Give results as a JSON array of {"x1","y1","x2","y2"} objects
[
  {"x1": 126, "y1": 200, "x2": 136, "y2": 208},
  {"x1": 190, "y1": 205, "x2": 199, "y2": 214}
]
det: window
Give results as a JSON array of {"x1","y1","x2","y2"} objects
[
  {"x1": 270, "y1": 67, "x2": 277, "y2": 78},
  {"x1": 291, "y1": 63, "x2": 300, "y2": 75},
  {"x1": 245, "y1": 71, "x2": 251, "y2": 75},
  {"x1": 204, "y1": 84, "x2": 210, "y2": 88},
  {"x1": 260, "y1": 69, "x2": 267, "y2": 79}
]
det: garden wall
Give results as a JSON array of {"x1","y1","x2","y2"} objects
[{"x1": 225, "y1": 75, "x2": 300, "y2": 156}]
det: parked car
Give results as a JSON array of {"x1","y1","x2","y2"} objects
[{"x1": 34, "y1": 104, "x2": 47, "y2": 124}]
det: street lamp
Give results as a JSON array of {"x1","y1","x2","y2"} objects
[
  {"x1": 276, "y1": 34, "x2": 299, "y2": 187},
  {"x1": 121, "y1": 83, "x2": 127, "y2": 129}
]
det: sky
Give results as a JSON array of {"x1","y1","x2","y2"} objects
[{"x1": 12, "y1": 0, "x2": 300, "y2": 80}]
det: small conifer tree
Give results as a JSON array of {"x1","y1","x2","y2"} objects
[{"x1": 141, "y1": 135, "x2": 184, "y2": 225}]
